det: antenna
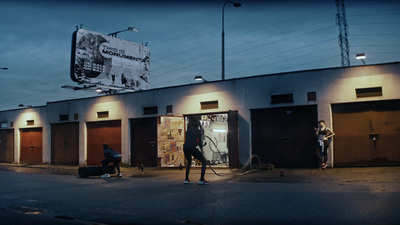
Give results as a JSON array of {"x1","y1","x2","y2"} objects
[{"x1": 336, "y1": 0, "x2": 350, "y2": 67}]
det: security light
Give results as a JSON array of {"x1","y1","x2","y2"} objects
[
  {"x1": 194, "y1": 76, "x2": 208, "y2": 82},
  {"x1": 356, "y1": 53, "x2": 366, "y2": 65},
  {"x1": 356, "y1": 53, "x2": 366, "y2": 59}
]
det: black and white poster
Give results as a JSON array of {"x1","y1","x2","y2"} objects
[{"x1": 71, "y1": 29, "x2": 150, "y2": 90}]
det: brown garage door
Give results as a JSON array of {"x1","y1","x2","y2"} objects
[
  {"x1": 251, "y1": 105, "x2": 318, "y2": 168},
  {"x1": 51, "y1": 123, "x2": 79, "y2": 165},
  {"x1": 87, "y1": 120, "x2": 121, "y2": 165},
  {"x1": 333, "y1": 100, "x2": 400, "y2": 166},
  {"x1": 0, "y1": 129, "x2": 14, "y2": 162},
  {"x1": 131, "y1": 117, "x2": 157, "y2": 167},
  {"x1": 20, "y1": 128, "x2": 43, "y2": 164}
]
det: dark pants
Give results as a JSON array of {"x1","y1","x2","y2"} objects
[
  {"x1": 184, "y1": 146, "x2": 207, "y2": 180},
  {"x1": 316, "y1": 140, "x2": 328, "y2": 166},
  {"x1": 102, "y1": 156, "x2": 121, "y2": 173}
]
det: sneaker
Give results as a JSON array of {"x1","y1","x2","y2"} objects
[
  {"x1": 184, "y1": 179, "x2": 191, "y2": 184},
  {"x1": 322, "y1": 164, "x2": 327, "y2": 169},
  {"x1": 118, "y1": 173, "x2": 122, "y2": 177},
  {"x1": 101, "y1": 173, "x2": 110, "y2": 178},
  {"x1": 198, "y1": 179, "x2": 209, "y2": 185}
]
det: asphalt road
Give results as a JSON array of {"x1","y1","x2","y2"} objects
[{"x1": 0, "y1": 164, "x2": 399, "y2": 225}]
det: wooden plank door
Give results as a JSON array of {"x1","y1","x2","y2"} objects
[{"x1": 20, "y1": 128, "x2": 43, "y2": 164}]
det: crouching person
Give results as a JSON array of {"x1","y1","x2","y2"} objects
[{"x1": 101, "y1": 144, "x2": 122, "y2": 178}]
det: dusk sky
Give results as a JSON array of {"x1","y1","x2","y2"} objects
[{"x1": 1, "y1": 0, "x2": 399, "y2": 111}]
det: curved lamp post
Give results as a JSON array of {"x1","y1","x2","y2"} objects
[{"x1": 222, "y1": 1, "x2": 241, "y2": 80}]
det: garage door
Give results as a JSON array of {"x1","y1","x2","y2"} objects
[
  {"x1": 20, "y1": 128, "x2": 43, "y2": 164},
  {"x1": 131, "y1": 117, "x2": 157, "y2": 167},
  {"x1": 51, "y1": 123, "x2": 79, "y2": 165},
  {"x1": 0, "y1": 129, "x2": 14, "y2": 162},
  {"x1": 333, "y1": 100, "x2": 400, "y2": 166},
  {"x1": 251, "y1": 105, "x2": 318, "y2": 168},
  {"x1": 87, "y1": 120, "x2": 121, "y2": 165}
]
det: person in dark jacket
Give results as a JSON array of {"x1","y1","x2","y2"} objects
[
  {"x1": 101, "y1": 144, "x2": 122, "y2": 178},
  {"x1": 183, "y1": 120, "x2": 209, "y2": 185}
]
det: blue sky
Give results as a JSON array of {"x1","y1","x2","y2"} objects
[{"x1": 1, "y1": 0, "x2": 399, "y2": 111}]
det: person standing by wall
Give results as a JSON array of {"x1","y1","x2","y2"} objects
[
  {"x1": 183, "y1": 120, "x2": 209, "y2": 185},
  {"x1": 101, "y1": 144, "x2": 122, "y2": 178},
  {"x1": 315, "y1": 120, "x2": 335, "y2": 170}
]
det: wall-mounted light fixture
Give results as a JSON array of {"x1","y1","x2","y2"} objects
[
  {"x1": 356, "y1": 53, "x2": 366, "y2": 65},
  {"x1": 18, "y1": 104, "x2": 32, "y2": 108},
  {"x1": 194, "y1": 76, "x2": 208, "y2": 82}
]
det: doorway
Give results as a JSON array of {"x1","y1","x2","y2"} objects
[
  {"x1": 184, "y1": 111, "x2": 238, "y2": 168},
  {"x1": 332, "y1": 100, "x2": 400, "y2": 166},
  {"x1": 251, "y1": 105, "x2": 318, "y2": 168},
  {"x1": 20, "y1": 128, "x2": 43, "y2": 164},
  {"x1": 131, "y1": 117, "x2": 158, "y2": 167},
  {"x1": 0, "y1": 129, "x2": 14, "y2": 162},
  {"x1": 51, "y1": 123, "x2": 79, "y2": 165},
  {"x1": 86, "y1": 120, "x2": 121, "y2": 165},
  {"x1": 157, "y1": 116, "x2": 185, "y2": 167}
]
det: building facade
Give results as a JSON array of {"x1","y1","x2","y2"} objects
[{"x1": 1, "y1": 62, "x2": 399, "y2": 168}]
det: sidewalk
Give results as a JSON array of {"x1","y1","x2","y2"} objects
[
  {"x1": 0, "y1": 162, "x2": 234, "y2": 183},
  {"x1": 1, "y1": 162, "x2": 399, "y2": 184}
]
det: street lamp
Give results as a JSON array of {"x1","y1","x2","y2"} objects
[
  {"x1": 222, "y1": 1, "x2": 241, "y2": 80},
  {"x1": 109, "y1": 27, "x2": 139, "y2": 37},
  {"x1": 356, "y1": 53, "x2": 366, "y2": 65}
]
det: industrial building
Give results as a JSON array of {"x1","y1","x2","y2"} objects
[{"x1": 1, "y1": 62, "x2": 399, "y2": 168}]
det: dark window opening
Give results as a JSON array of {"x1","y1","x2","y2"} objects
[
  {"x1": 356, "y1": 87, "x2": 383, "y2": 98},
  {"x1": 271, "y1": 94, "x2": 293, "y2": 104},
  {"x1": 200, "y1": 100, "x2": 219, "y2": 110},
  {"x1": 143, "y1": 106, "x2": 158, "y2": 115},
  {"x1": 27, "y1": 120, "x2": 34, "y2": 126},
  {"x1": 97, "y1": 111, "x2": 109, "y2": 118},
  {"x1": 166, "y1": 105, "x2": 173, "y2": 114},
  {"x1": 74, "y1": 114, "x2": 79, "y2": 120},
  {"x1": 307, "y1": 92, "x2": 317, "y2": 102},
  {"x1": 59, "y1": 114, "x2": 69, "y2": 121}
]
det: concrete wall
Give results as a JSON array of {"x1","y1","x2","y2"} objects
[{"x1": 1, "y1": 62, "x2": 399, "y2": 166}]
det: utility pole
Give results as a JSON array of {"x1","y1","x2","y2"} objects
[{"x1": 336, "y1": 0, "x2": 350, "y2": 67}]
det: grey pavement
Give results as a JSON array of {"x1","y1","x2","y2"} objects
[{"x1": 0, "y1": 163, "x2": 399, "y2": 225}]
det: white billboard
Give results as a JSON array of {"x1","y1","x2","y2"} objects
[{"x1": 71, "y1": 29, "x2": 150, "y2": 90}]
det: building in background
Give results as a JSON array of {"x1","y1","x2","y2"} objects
[{"x1": 1, "y1": 62, "x2": 399, "y2": 168}]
